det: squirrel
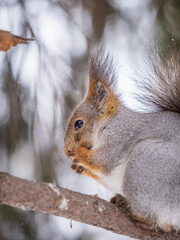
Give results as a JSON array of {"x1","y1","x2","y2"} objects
[{"x1": 64, "y1": 47, "x2": 180, "y2": 232}]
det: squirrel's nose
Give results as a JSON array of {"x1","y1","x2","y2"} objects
[
  {"x1": 65, "y1": 148, "x2": 71, "y2": 156},
  {"x1": 65, "y1": 148, "x2": 75, "y2": 160},
  {"x1": 64, "y1": 142, "x2": 72, "y2": 156}
]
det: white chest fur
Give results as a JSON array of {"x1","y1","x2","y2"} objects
[{"x1": 97, "y1": 159, "x2": 128, "y2": 196}]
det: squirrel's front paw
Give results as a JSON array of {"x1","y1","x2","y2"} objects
[
  {"x1": 71, "y1": 160, "x2": 86, "y2": 174},
  {"x1": 71, "y1": 159, "x2": 99, "y2": 181}
]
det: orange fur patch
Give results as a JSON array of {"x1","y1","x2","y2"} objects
[
  {"x1": 74, "y1": 147, "x2": 102, "y2": 173},
  {"x1": 104, "y1": 90, "x2": 120, "y2": 117},
  {"x1": 81, "y1": 169, "x2": 99, "y2": 181}
]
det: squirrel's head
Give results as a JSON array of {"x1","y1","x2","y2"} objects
[{"x1": 64, "y1": 50, "x2": 120, "y2": 160}]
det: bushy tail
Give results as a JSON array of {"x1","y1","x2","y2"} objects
[{"x1": 136, "y1": 46, "x2": 180, "y2": 113}]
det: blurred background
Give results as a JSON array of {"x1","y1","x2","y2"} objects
[{"x1": 0, "y1": 0, "x2": 180, "y2": 239}]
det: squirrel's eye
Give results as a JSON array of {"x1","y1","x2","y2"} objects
[{"x1": 75, "y1": 120, "x2": 84, "y2": 130}]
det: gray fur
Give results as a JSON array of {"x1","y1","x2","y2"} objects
[{"x1": 95, "y1": 105, "x2": 180, "y2": 228}]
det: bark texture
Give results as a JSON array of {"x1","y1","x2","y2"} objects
[{"x1": 0, "y1": 172, "x2": 179, "y2": 240}]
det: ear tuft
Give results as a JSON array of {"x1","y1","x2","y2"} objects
[
  {"x1": 87, "y1": 48, "x2": 120, "y2": 115},
  {"x1": 96, "y1": 81, "x2": 108, "y2": 102},
  {"x1": 88, "y1": 48, "x2": 117, "y2": 91},
  {"x1": 89, "y1": 80, "x2": 109, "y2": 114}
]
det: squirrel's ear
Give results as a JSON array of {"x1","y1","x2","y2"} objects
[
  {"x1": 87, "y1": 50, "x2": 120, "y2": 116},
  {"x1": 87, "y1": 77, "x2": 119, "y2": 116},
  {"x1": 87, "y1": 78, "x2": 109, "y2": 112}
]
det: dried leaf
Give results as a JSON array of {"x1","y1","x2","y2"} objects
[{"x1": 0, "y1": 29, "x2": 34, "y2": 52}]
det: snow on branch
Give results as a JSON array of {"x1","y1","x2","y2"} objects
[{"x1": 0, "y1": 172, "x2": 179, "y2": 240}]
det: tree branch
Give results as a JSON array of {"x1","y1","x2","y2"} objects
[
  {"x1": 0, "y1": 172, "x2": 179, "y2": 240},
  {"x1": 0, "y1": 29, "x2": 34, "y2": 51}
]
